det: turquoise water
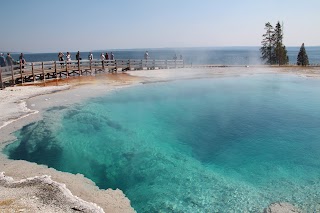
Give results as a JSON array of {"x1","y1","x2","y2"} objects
[{"x1": 4, "y1": 74, "x2": 320, "y2": 212}]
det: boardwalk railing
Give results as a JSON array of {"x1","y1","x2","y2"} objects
[{"x1": 0, "y1": 59, "x2": 184, "y2": 88}]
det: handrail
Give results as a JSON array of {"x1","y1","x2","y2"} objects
[{"x1": 0, "y1": 58, "x2": 185, "y2": 88}]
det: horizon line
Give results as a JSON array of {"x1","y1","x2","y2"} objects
[{"x1": 2, "y1": 45, "x2": 320, "y2": 54}]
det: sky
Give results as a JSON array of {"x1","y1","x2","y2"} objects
[{"x1": 1, "y1": 0, "x2": 320, "y2": 53}]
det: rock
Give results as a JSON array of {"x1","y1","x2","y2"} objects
[
  {"x1": 0, "y1": 172, "x2": 104, "y2": 213},
  {"x1": 264, "y1": 202, "x2": 301, "y2": 213}
]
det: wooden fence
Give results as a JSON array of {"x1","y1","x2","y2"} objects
[{"x1": 0, "y1": 59, "x2": 184, "y2": 88}]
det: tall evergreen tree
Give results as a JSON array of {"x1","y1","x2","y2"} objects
[
  {"x1": 260, "y1": 21, "x2": 289, "y2": 65},
  {"x1": 297, "y1": 43, "x2": 309, "y2": 66},
  {"x1": 273, "y1": 22, "x2": 288, "y2": 65},
  {"x1": 260, "y1": 22, "x2": 274, "y2": 64}
]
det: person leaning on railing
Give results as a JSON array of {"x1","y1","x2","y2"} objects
[
  {"x1": 19, "y1": 53, "x2": 26, "y2": 69},
  {"x1": 6, "y1": 53, "x2": 15, "y2": 66},
  {"x1": 88, "y1": 52, "x2": 93, "y2": 60},
  {"x1": 0, "y1": 53, "x2": 7, "y2": 67},
  {"x1": 76, "y1": 51, "x2": 81, "y2": 60},
  {"x1": 100, "y1": 53, "x2": 105, "y2": 66}
]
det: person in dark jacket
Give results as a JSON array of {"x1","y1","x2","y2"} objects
[
  {"x1": 76, "y1": 51, "x2": 81, "y2": 60},
  {"x1": 6, "y1": 53, "x2": 14, "y2": 66},
  {"x1": 0, "y1": 53, "x2": 7, "y2": 67},
  {"x1": 19, "y1": 53, "x2": 26, "y2": 69}
]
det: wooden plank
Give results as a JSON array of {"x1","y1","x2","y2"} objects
[
  {"x1": 78, "y1": 59, "x2": 81, "y2": 76},
  {"x1": 0, "y1": 67, "x2": 3, "y2": 89},
  {"x1": 9, "y1": 65, "x2": 14, "y2": 86},
  {"x1": 42, "y1": 62, "x2": 45, "y2": 83},
  {"x1": 32, "y1": 63, "x2": 35, "y2": 82},
  {"x1": 54, "y1": 61, "x2": 57, "y2": 78},
  {"x1": 20, "y1": 63, "x2": 23, "y2": 85}
]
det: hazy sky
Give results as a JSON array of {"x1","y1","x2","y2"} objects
[{"x1": 2, "y1": 0, "x2": 319, "y2": 52}]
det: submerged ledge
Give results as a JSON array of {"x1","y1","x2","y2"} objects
[{"x1": 0, "y1": 67, "x2": 318, "y2": 212}]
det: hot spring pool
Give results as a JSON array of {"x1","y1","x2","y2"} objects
[{"x1": 4, "y1": 74, "x2": 320, "y2": 212}]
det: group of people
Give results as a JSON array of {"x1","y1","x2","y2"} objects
[
  {"x1": 57, "y1": 51, "x2": 115, "y2": 62},
  {"x1": 173, "y1": 54, "x2": 183, "y2": 60},
  {"x1": 58, "y1": 52, "x2": 71, "y2": 62},
  {"x1": 0, "y1": 53, "x2": 26, "y2": 68},
  {"x1": 98, "y1": 52, "x2": 115, "y2": 60}
]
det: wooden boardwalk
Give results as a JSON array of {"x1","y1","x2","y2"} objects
[{"x1": 0, "y1": 59, "x2": 184, "y2": 88}]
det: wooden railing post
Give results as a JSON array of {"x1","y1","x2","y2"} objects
[
  {"x1": 54, "y1": 61, "x2": 58, "y2": 85},
  {"x1": 78, "y1": 59, "x2": 81, "y2": 76},
  {"x1": 42, "y1": 62, "x2": 45, "y2": 83},
  {"x1": 11, "y1": 65, "x2": 14, "y2": 86},
  {"x1": 0, "y1": 67, "x2": 3, "y2": 89},
  {"x1": 20, "y1": 63, "x2": 23, "y2": 84},
  {"x1": 32, "y1": 63, "x2": 35, "y2": 82},
  {"x1": 66, "y1": 61, "x2": 69, "y2": 78},
  {"x1": 89, "y1": 59, "x2": 92, "y2": 74},
  {"x1": 54, "y1": 61, "x2": 57, "y2": 78}
]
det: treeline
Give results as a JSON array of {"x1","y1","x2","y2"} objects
[{"x1": 260, "y1": 21, "x2": 309, "y2": 66}]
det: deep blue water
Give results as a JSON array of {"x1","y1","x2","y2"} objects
[
  {"x1": 6, "y1": 46, "x2": 320, "y2": 65},
  {"x1": 4, "y1": 74, "x2": 320, "y2": 212}
]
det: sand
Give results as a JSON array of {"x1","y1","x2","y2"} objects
[{"x1": 0, "y1": 67, "x2": 318, "y2": 212}]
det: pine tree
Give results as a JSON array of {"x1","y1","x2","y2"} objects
[
  {"x1": 260, "y1": 21, "x2": 289, "y2": 65},
  {"x1": 273, "y1": 22, "x2": 288, "y2": 65},
  {"x1": 260, "y1": 22, "x2": 274, "y2": 64},
  {"x1": 297, "y1": 43, "x2": 309, "y2": 66}
]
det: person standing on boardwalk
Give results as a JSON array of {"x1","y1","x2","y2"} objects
[
  {"x1": 58, "y1": 52, "x2": 64, "y2": 67},
  {"x1": 66, "y1": 52, "x2": 71, "y2": 68},
  {"x1": 66, "y1": 52, "x2": 71, "y2": 61},
  {"x1": 110, "y1": 52, "x2": 114, "y2": 60},
  {"x1": 88, "y1": 52, "x2": 93, "y2": 60},
  {"x1": 100, "y1": 53, "x2": 105, "y2": 67},
  {"x1": 19, "y1": 53, "x2": 26, "y2": 69},
  {"x1": 105, "y1": 52, "x2": 109, "y2": 60},
  {"x1": 173, "y1": 54, "x2": 177, "y2": 60},
  {"x1": 6, "y1": 53, "x2": 14, "y2": 66},
  {"x1": 0, "y1": 53, "x2": 7, "y2": 67},
  {"x1": 76, "y1": 51, "x2": 81, "y2": 60},
  {"x1": 100, "y1": 53, "x2": 105, "y2": 60},
  {"x1": 58, "y1": 52, "x2": 64, "y2": 61},
  {"x1": 144, "y1": 51, "x2": 149, "y2": 60}
]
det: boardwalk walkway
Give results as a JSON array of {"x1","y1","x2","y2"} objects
[{"x1": 0, "y1": 59, "x2": 184, "y2": 88}]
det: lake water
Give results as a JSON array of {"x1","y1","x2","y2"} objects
[
  {"x1": 4, "y1": 73, "x2": 320, "y2": 212},
  {"x1": 6, "y1": 46, "x2": 320, "y2": 65}
]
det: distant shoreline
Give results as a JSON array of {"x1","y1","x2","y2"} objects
[{"x1": 3, "y1": 45, "x2": 320, "y2": 54}]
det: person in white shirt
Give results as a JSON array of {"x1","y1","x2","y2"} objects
[
  {"x1": 144, "y1": 51, "x2": 149, "y2": 60},
  {"x1": 66, "y1": 52, "x2": 71, "y2": 61},
  {"x1": 100, "y1": 53, "x2": 105, "y2": 60},
  {"x1": 88, "y1": 52, "x2": 93, "y2": 60}
]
